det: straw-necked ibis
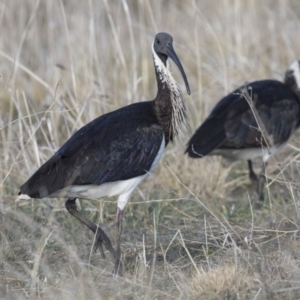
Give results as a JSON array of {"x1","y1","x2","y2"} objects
[
  {"x1": 19, "y1": 32, "x2": 190, "y2": 274},
  {"x1": 186, "y1": 61, "x2": 300, "y2": 200}
]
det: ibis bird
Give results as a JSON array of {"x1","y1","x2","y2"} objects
[
  {"x1": 186, "y1": 61, "x2": 300, "y2": 200},
  {"x1": 18, "y1": 32, "x2": 190, "y2": 274}
]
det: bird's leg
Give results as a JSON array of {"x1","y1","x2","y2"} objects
[
  {"x1": 248, "y1": 160, "x2": 266, "y2": 201},
  {"x1": 114, "y1": 207, "x2": 124, "y2": 275},
  {"x1": 248, "y1": 160, "x2": 260, "y2": 196},
  {"x1": 258, "y1": 162, "x2": 267, "y2": 201},
  {"x1": 248, "y1": 160, "x2": 258, "y2": 183},
  {"x1": 65, "y1": 199, "x2": 115, "y2": 259}
]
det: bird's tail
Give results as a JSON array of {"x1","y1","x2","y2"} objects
[{"x1": 185, "y1": 118, "x2": 226, "y2": 158}]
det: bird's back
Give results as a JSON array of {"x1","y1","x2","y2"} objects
[
  {"x1": 186, "y1": 80, "x2": 300, "y2": 158},
  {"x1": 20, "y1": 101, "x2": 165, "y2": 198}
]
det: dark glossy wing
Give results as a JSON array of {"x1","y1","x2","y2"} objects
[
  {"x1": 20, "y1": 101, "x2": 164, "y2": 198},
  {"x1": 186, "y1": 80, "x2": 300, "y2": 157}
]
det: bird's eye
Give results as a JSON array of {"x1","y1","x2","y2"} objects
[{"x1": 156, "y1": 39, "x2": 160, "y2": 44}]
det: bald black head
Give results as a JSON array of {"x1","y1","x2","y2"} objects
[
  {"x1": 153, "y1": 32, "x2": 190, "y2": 95},
  {"x1": 153, "y1": 32, "x2": 173, "y2": 56}
]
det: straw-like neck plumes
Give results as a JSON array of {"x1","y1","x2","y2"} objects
[
  {"x1": 285, "y1": 60, "x2": 300, "y2": 96},
  {"x1": 152, "y1": 43, "x2": 187, "y2": 143}
]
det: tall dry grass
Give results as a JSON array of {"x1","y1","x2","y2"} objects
[{"x1": 1, "y1": 0, "x2": 300, "y2": 299}]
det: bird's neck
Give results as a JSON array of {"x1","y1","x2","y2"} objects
[
  {"x1": 285, "y1": 62, "x2": 300, "y2": 101},
  {"x1": 152, "y1": 47, "x2": 187, "y2": 143}
]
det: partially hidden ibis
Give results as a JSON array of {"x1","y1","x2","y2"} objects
[{"x1": 186, "y1": 61, "x2": 300, "y2": 200}]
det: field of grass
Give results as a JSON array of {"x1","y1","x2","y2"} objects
[{"x1": 1, "y1": 0, "x2": 300, "y2": 298}]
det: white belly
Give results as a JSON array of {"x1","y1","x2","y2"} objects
[
  {"x1": 210, "y1": 145, "x2": 281, "y2": 162},
  {"x1": 18, "y1": 134, "x2": 166, "y2": 211},
  {"x1": 47, "y1": 175, "x2": 149, "y2": 201}
]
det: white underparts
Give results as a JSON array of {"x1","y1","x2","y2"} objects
[
  {"x1": 18, "y1": 135, "x2": 166, "y2": 211},
  {"x1": 210, "y1": 144, "x2": 285, "y2": 163},
  {"x1": 151, "y1": 43, "x2": 187, "y2": 141},
  {"x1": 16, "y1": 194, "x2": 31, "y2": 201}
]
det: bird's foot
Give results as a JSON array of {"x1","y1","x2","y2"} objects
[
  {"x1": 93, "y1": 236, "x2": 105, "y2": 259},
  {"x1": 93, "y1": 226, "x2": 123, "y2": 276},
  {"x1": 93, "y1": 225, "x2": 116, "y2": 260}
]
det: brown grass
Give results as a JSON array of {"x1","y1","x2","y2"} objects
[{"x1": 1, "y1": 0, "x2": 300, "y2": 299}]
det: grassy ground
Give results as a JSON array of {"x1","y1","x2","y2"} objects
[{"x1": 1, "y1": 0, "x2": 300, "y2": 298}]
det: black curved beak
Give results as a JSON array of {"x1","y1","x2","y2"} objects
[{"x1": 166, "y1": 44, "x2": 191, "y2": 95}]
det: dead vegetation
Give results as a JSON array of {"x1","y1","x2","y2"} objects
[{"x1": 1, "y1": 0, "x2": 300, "y2": 299}]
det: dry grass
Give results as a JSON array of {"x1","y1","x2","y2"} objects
[{"x1": 1, "y1": 0, "x2": 300, "y2": 299}]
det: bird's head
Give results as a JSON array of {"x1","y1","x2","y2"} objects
[{"x1": 152, "y1": 32, "x2": 190, "y2": 95}]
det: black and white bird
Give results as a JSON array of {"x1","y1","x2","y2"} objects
[
  {"x1": 18, "y1": 32, "x2": 190, "y2": 274},
  {"x1": 186, "y1": 61, "x2": 300, "y2": 200}
]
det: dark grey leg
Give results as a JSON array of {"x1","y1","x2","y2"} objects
[
  {"x1": 248, "y1": 160, "x2": 266, "y2": 201},
  {"x1": 114, "y1": 208, "x2": 124, "y2": 275},
  {"x1": 258, "y1": 162, "x2": 267, "y2": 201},
  {"x1": 65, "y1": 199, "x2": 115, "y2": 259},
  {"x1": 248, "y1": 160, "x2": 258, "y2": 182}
]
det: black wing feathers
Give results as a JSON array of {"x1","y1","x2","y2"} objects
[
  {"x1": 186, "y1": 117, "x2": 226, "y2": 157},
  {"x1": 186, "y1": 80, "x2": 300, "y2": 157},
  {"x1": 20, "y1": 101, "x2": 164, "y2": 198}
]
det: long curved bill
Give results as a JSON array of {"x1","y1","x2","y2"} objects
[{"x1": 167, "y1": 44, "x2": 191, "y2": 95}]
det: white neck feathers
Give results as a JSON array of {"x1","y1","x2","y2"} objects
[
  {"x1": 151, "y1": 43, "x2": 187, "y2": 141},
  {"x1": 287, "y1": 61, "x2": 300, "y2": 90}
]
